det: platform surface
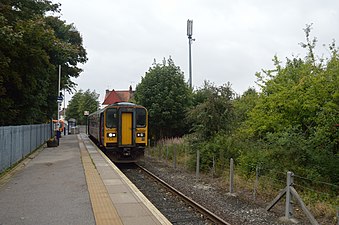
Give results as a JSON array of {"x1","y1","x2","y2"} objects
[{"x1": 0, "y1": 133, "x2": 171, "y2": 225}]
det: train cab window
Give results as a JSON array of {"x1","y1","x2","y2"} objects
[
  {"x1": 136, "y1": 108, "x2": 146, "y2": 127},
  {"x1": 106, "y1": 108, "x2": 117, "y2": 128}
]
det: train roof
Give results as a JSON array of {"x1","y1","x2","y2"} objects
[
  {"x1": 109, "y1": 102, "x2": 136, "y2": 107},
  {"x1": 107, "y1": 102, "x2": 146, "y2": 108},
  {"x1": 89, "y1": 102, "x2": 146, "y2": 117}
]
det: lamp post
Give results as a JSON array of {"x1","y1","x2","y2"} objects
[
  {"x1": 187, "y1": 19, "x2": 194, "y2": 89},
  {"x1": 57, "y1": 65, "x2": 62, "y2": 130},
  {"x1": 55, "y1": 65, "x2": 63, "y2": 143}
]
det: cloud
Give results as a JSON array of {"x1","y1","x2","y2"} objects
[{"x1": 56, "y1": 0, "x2": 339, "y2": 104}]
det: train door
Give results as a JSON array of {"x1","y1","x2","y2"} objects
[{"x1": 121, "y1": 112, "x2": 133, "y2": 145}]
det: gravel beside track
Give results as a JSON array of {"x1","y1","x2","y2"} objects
[
  {"x1": 138, "y1": 156, "x2": 310, "y2": 225},
  {"x1": 119, "y1": 164, "x2": 213, "y2": 225}
]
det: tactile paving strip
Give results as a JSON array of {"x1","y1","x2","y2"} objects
[{"x1": 78, "y1": 136, "x2": 123, "y2": 225}]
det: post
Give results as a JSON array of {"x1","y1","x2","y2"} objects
[
  {"x1": 160, "y1": 141, "x2": 164, "y2": 160},
  {"x1": 188, "y1": 37, "x2": 192, "y2": 88},
  {"x1": 84, "y1": 111, "x2": 89, "y2": 134},
  {"x1": 212, "y1": 155, "x2": 215, "y2": 177},
  {"x1": 63, "y1": 89, "x2": 66, "y2": 135},
  {"x1": 166, "y1": 146, "x2": 169, "y2": 162},
  {"x1": 267, "y1": 171, "x2": 319, "y2": 225},
  {"x1": 196, "y1": 149, "x2": 200, "y2": 179},
  {"x1": 187, "y1": 19, "x2": 194, "y2": 89},
  {"x1": 158, "y1": 144, "x2": 162, "y2": 160},
  {"x1": 57, "y1": 65, "x2": 61, "y2": 130},
  {"x1": 86, "y1": 117, "x2": 88, "y2": 134},
  {"x1": 229, "y1": 158, "x2": 234, "y2": 194},
  {"x1": 50, "y1": 119, "x2": 53, "y2": 138},
  {"x1": 173, "y1": 146, "x2": 177, "y2": 169},
  {"x1": 285, "y1": 171, "x2": 294, "y2": 219},
  {"x1": 253, "y1": 165, "x2": 259, "y2": 200},
  {"x1": 184, "y1": 144, "x2": 188, "y2": 169}
]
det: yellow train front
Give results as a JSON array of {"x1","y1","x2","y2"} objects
[{"x1": 88, "y1": 102, "x2": 148, "y2": 162}]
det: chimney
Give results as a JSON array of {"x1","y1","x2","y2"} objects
[{"x1": 129, "y1": 85, "x2": 133, "y2": 100}]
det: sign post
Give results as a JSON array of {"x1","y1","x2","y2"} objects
[{"x1": 84, "y1": 111, "x2": 89, "y2": 134}]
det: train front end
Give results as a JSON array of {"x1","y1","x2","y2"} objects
[{"x1": 103, "y1": 102, "x2": 148, "y2": 162}]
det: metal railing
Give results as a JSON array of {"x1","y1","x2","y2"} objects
[{"x1": 0, "y1": 124, "x2": 52, "y2": 173}]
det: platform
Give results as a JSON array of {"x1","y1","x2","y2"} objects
[{"x1": 0, "y1": 133, "x2": 171, "y2": 225}]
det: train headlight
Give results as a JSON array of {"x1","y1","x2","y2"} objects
[
  {"x1": 137, "y1": 133, "x2": 145, "y2": 137},
  {"x1": 107, "y1": 133, "x2": 116, "y2": 138}
]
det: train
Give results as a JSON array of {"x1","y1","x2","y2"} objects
[{"x1": 88, "y1": 102, "x2": 148, "y2": 162}]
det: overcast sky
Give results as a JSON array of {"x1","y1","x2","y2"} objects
[{"x1": 54, "y1": 0, "x2": 339, "y2": 105}]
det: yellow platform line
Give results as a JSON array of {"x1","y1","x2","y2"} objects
[
  {"x1": 97, "y1": 146, "x2": 172, "y2": 225},
  {"x1": 78, "y1": 135, "x2": 123, "y2": 225}
]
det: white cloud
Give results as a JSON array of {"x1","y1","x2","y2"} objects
[{"x1": 55, "y1": 0, "x2": 339, "y2": 104}]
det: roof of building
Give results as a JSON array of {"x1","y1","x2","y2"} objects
[
  {"x1": 102, "y1": 90, "x2": 122, "y2": 105},
  {"x1": 102, "y1": 86, "x2": 134, "y2": 105}
]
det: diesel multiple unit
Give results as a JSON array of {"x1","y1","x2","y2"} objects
[{"x1": 88, "y1": 102, "x2": 148, "y2": 162}]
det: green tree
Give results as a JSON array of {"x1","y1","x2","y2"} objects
[
  {"x1": 134, "y1": 57, "x2": 192, "y2": 140},
  {"x1": 66, "y1": 89, "x2": 100, "y2": 125},
  {"x1": 0, "y1": 0, "x2": 87, "y2": 125},
  {"x1": 240, "y1": 26, "x2": 339, "y2": 183},
  {"x1": 187, "y1": 81, "x2": 235, "y2": 140},
  {"x1": 233, "y1": 87, "x2": 259, "y2": 127}
]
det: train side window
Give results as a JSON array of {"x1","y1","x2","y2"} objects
[
  {"x1": 106, "y1": 108, "x2": 117, "y2": 128},
  {"x1": 136, "y1": 108, "x2": 146, "y2": 127}
]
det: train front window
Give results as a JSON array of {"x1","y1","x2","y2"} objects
[
  {"x1": 106, "y1": 108, "x2": 117, "y2": 128},
  {"x1": 136, "y1": 108, "x2": 146, "y2": 127}
]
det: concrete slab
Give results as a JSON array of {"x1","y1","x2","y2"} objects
[
  {"x1": 123, "y1": 216, "x2": 162, "y2": 225},
  {"x1": 103, "y1": 179, "x2": 124, "y2": 186},
  {"x1": 114, "y1": 202, "x2": 149, "y2": 217},
  {"x1": 109, "y1": 192, "x2": 139, "y2": 203}
]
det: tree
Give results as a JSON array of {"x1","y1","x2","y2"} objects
[
  {"x1": 134, "y1": 57, "x2": 192, "y2": 140},
  {"x1": 186, "y1": 81, "x2": 235, "y2": 140},
  {"x1": 240, "y1": 26, "x2": 339, "y2": 183},
  {"x1": 0, "y1": 0, "x2": 87, "y2": 125},
  {"x1": 66, "y1": 90, "x2": 100, "y2": 125},
  {"x1": 233, "y1": 87, "x2": 259, "y2": 127}
]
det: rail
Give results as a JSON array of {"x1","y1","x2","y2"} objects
[{"x1": 136, "y1": 164, "x2": 231, "y2": 225}]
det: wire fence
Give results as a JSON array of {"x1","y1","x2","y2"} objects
[
  {"x1": 145, "y1": 141, "x2": 339, "y2": 224},
  {"x1": 0, "y1": 124, "x2": 52, "y2": 173}
]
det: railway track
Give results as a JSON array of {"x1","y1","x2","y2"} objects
[
  {"x1": 118, "y1": 163, "x2": 230, "y2": 225},
  {"x1": 137, "y1": 164, "x2": 231, "y2": 225}
]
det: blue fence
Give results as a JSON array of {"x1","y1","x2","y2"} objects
[{"x1": 0, "y1": 124, "x2": 52, "y2": 173}]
